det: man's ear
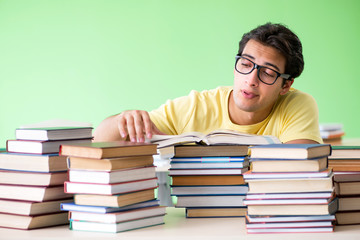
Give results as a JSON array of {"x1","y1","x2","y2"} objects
[{"x1": 280, "y1": 79, "x2": 294, "y2": 95}]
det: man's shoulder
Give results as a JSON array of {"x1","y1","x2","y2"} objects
[
  {"x1": 282, "y1": 88, "x2": 316, "y2": 103},
  {"x1": 191, "y1": 86, "x2": 232, "y2": 98}
]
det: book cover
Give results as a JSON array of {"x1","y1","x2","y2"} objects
[
  {"x1": 64, "y1": 178, "x2": 158, "y2": 195},
  {"x1": 68, "y1": 166, "x2": 156, "y2": 184},
  {"x1": 67, "y1": 155, "x2": 154, "y2": 171},
  {"x1": 171, "y1": 175, "x2": 245, "y2": 186},
  {"x1": 245, "y1": 214, "x2": 336, "y2": 223},
  {"x1": 336, "y1": 211, "x2": 360, "y2": 225},
  {"x1": 247, "y1": 198, "x2": 338, "y2": 216},
  {"x1": 15, "y1": 127, "x2": 93, "y2": 141},
  {"x1": 60, "y1": 199, "x2": 160, "y2": 213},
  {"x1": 176, "y1": 195, "x2": 246, "y2": 207},
  {"x1": 69, "y1": 206, "x2": 166, "y2": 223},
  {"x1": 245, "y1": 191, "x2": 334, "y2": 200},
  {"x1": 173, "y1": 144, "x2": 249, "y2": 157},
  {"x1": 169, "y1": 168, "x2": 249, "y2": 176},
  {"x1": 74, "y1": 189, "x2": 156, "y2": 207},
  {"x1": 0, "y1": 198, "x2": 73, "y2": 216},
  {"x1": 171, "y1": 185, "x2": 249, "y2": 196},
  {"x1": 69, "y1": 215, "x2": 165, "y2": 233},
  {"x1": 329, "y1": 145, "x2": 360, "y2": 159},
  {"x1": 0, "y1": 153, "x2": 67, "y2": 172},
  {"x1": 335, "y1": 181, "x2": 360, "y2": 196},
  {"x1": 249, "y1": 144, "x2": 331, "y2": 159},
  {"x1": 0, "y1": 184, "x2": 69, "y2": 202},
  {"x1": 0, "y1": 212, "x2": 68, "y2": 230},
  {"x1": 246, "y1": 175, "x2": 334, "y2": 194},
  {"x1": 7, "y1": 138, "x2": 92, "y2": 154},
  {"x1": 186, "y1": 207, "x2": 247, "y2": 218},
  {"x1": 249, "y1": 156, "x2": 328, "y2": 173},
  {"x1": 243, "y1": 169, "x2": 332, "y2": 179},
  {"x1": 60, "y1": 141, "x2": 158, "y2": 159},
  {"x1": 0, "y1": 170, "x2": 67, "y2": 186}
]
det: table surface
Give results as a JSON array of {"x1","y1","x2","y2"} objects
[{"x1": 0, "y1": 207, "x2": 359, "y2": 240}]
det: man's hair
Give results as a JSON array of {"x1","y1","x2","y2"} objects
[{"x1": 238, "y1": 23, "x2": 304, "y2": 80}]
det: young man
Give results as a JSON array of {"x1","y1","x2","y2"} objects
[{"x1": 94, "y1": 23, "x2": 322, "y2": 144}]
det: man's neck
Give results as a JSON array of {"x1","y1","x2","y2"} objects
[{"x1": 228, "y1": 91, "x2": 272, "y2": 125}]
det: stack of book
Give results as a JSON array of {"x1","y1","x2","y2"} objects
[
  {"x1": 169, "y1": 144, "x2": 250, "y2": 218},
  {"x1": 243, "y1": 144, "x2": 337, "y2": 234},
  {"x1": 320, "y1": 123, "x2": 345, "y2": 144},
  {"x1": 59, "y1": 141, "x2": 166, "y2": 233},
  {"x1": 0, "y1": 126, "x2": 93, "y2": 229},
  {"x1": 150, "y1": 130, "x2": 282, "y2": 218},
  {"x1": 329, "y1": 145, "x2": 360, "y2": 225}
]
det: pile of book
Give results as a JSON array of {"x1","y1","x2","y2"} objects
[
  {"x1": 320, "y1": 123, "x2": 345, "y2": 144},
  {"x1": 169, "y1": 144, "x2": 250, "y2": 218},
  {"x1": 243, "y1": 144, "x2": 337, "y2": 234},
  {"x1": 329, "y1": 145, "x2": 360, "y2": 225},
  {"x1": 59, "y1": 141, "x2": 166, "y2": 233},
  {"x1": 0, "y1": 126, "x2": 93, "y2": 229}
]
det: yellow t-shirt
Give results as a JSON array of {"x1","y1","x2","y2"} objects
[{"x1": 149, "y1": 86, "x2": 323, "y2": 143}]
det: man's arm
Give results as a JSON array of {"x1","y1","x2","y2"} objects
[
  {"x1": 285, "y1": 139, "x2": 320, "y2": 144},
  {"x1": 93, "y1": 110, "x2": 164, "y2": 142}
]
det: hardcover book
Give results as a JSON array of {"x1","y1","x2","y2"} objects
[
  {"x1": 67, "y1": 155, "x2": 154, "y2": 171},
  {"x1": 68, "y1": 166, "x2": 156, "y2": 184},
  {"x1": 15, "y1": 127, "x2": 93, "y2": 141},
  {"x1": 158, "y1": 144, "x2": 250, "y2": 158},
  {"x1": 64, "y1": 178, "x2": 158, "y2": 195},
  {"x1": 7, "y1": 138, "x2": 92, "y2": 154},
  {"x1": 246, "y1": 175, "x2": 333, "y2": 193},
  {"x1": 0, "y1": 198, "x2": 73, "y2": 216},
  {"x1": 249, "y1": 144, "x2": 331, "y2": 159},
  {"x1": 171, "y1": 185, "x2": 249, "y2": 196},
  {"x1": 0, "y1": 153, "x2": 67, "y2": 172},
  {"x1": 69, "y1": 215, "x2": 165, "y2": 233},
  {"x1": 246, "y1": 198, "x2": 338, "y2": 216},
  {"x1": 0, "y1": 184, "x2": 69, "y2": 202},
  {"x1": 0, "y1": 170, "x2": 67, "y2": 186},
  {"x1": 0, "y1": 212, "x2": 68, "y2": 230},
  {"x1": 186, "y1": 207, "x2": 247, "y2": 218},
  {"x1": 61, "y1": 199, "x2": 160, "y2": 213},
  {"x1": 176, "y1": 195, "x2": 246, "y2": 207},
  {"x1": 60, "y1": 141, "x2": 158, "y2": 159},
  {"x1": 249, "y1": 156, "x2": 328, "y2": 173},
  {"x1": 69, "y1": 206, "x2": 166, "y2": 223},
  {"x1": 171, "y1": 175, "x2": 245, "y2": 186},
  {"x1": 74, "y1": 189, "x2": 156, "y2": 207}
]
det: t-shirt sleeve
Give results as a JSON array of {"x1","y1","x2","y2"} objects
[
  {"x1": 278, "y1": 91, "x2": 323, "y2": 143},
  {"x1": 149, "y1": 91, "x2": 198, "y2": 135}
]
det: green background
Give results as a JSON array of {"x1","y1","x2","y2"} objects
[{"x1": 1, "y1": 0, "x2": 359, "y2": 146}]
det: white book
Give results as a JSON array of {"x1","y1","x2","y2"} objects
[
  {"x1": 68, "y1": 166, "x2": 156, "y2": 184},
  {"x1": 70, "y1": 215, "x2": 165, "y2": 233},
  {"x1": 64, "y1": 178, "x2": 158, "y2": 195},
  {"x1": 69, "y1": 206, "x2": 166, "y2": 223}
]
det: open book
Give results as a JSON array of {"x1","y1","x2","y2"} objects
[{"x1": 149, "y1": 129, "x2": 281, "y2": 148}]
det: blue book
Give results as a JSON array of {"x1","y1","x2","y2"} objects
[{"x1": 250, "y1": 144, "x2": 331, "y2": 159}]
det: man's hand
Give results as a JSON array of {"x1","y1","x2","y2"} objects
[
  {"x1": 116, "y1": 110, "x2": 164, "y2": 142},
  {"x1": 93, "y1": 110, "x2": 164, "y2": 143}
]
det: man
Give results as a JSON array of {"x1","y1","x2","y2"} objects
[{"x1": 94, "y1": 23, "x2": 322, "y2": 144}]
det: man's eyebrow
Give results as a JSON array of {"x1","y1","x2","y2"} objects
[{"x1": 242, "y1": 53, "x2": 281, "y2": 72}]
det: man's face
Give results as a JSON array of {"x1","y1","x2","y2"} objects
[{"x1": 232, "y1": 39, "x2": 291, "y2": 119}]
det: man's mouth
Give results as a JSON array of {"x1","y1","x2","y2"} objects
[{"x1": 242, "y1": 90, "x2": 258, "y2": 99}]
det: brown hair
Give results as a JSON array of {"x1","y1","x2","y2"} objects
[{"x1": 238, "y1": 23, "x2": 304, "y2": 79}]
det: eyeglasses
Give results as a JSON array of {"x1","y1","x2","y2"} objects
[{"x1": 235, "y1": 56, "x2": 291, "y2": 85}]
